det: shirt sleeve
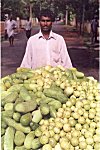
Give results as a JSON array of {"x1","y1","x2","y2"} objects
[
  {"x1": 20, "y1": 39, "x2": 32, "y2": 68},
  {"x1": 5, "y1": 21, "x2": 7, "y2": 29},
  {"x1": 13, "y1": 20, "x2": 17, "y2": 28},
  {"x1": 60, "y1": 37, "x2": 73, "y2": 68}
]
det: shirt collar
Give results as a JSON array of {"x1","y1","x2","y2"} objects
[{"x1": 38, "y1": 30, "x2": 56, "y2": 40}]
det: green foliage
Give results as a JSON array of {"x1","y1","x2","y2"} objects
[
  {"x1": 1, "y1": 0, "x2": 99, "y2": 21},
  {"x1": 1, "y1": 0, "x2": 24, "y2": 20}
]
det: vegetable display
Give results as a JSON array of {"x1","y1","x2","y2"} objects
[{"x1": 1, "y1": 65, "x2": 100, "y2": 150}]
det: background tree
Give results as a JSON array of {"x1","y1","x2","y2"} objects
[
  {"x1": 1, "y1": 0, "x2": 99, "y2": 35},
  {"x1": 1, "y1": 0, "x2": 25, "y2": 20}
]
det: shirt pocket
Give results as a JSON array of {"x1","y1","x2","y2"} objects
[{"x1": 52, "y1": 49, "x2": 60, "y2": 63}]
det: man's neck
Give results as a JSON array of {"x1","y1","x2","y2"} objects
[{"x1": 42, "y1": 31, "x2": 50, "y2": 39}]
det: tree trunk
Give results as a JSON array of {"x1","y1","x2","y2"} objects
[
  {"x1": 29, "y1": 3, "x2": 33, "y2": 21},
  {"x1": 75, "y1": 14, "x2": 78, "y2": 28},
  {"x1": 65, "y1": 9, "x2": 68, "y2": 25},
  {"x1": 82, "y1": 3, "x2": 85, "y2": 35},
  {"x1": 79, "y1": 22, "x2": 82, "y2": 35}
]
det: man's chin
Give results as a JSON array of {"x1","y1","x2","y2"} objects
[
  {"x1": 43, "y1": 28, "x2": 49, "y2": 31},
  {"x1": 41, "y1": 27, "x2": 51, "y2": 33}
]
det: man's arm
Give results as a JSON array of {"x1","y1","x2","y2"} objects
[
  {"x1": 13, "y1": 20, "x2": 17, "y2": 29},
  {"x1": 20, "y1": 39, "x2": 32, "y2": 68},
  {"x1": 60, "y1": 37, "x2": 73, "y2": 68}
]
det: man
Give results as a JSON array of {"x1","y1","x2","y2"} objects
[
  {"x1": 20, "y1": 9, "x2": 72, "y2": 69},
  {"x1": 25, "y1": 17, "x2": 32, "y2": 39},
  {"x1": 4, "y1": 16, "x2": 8, "y2": 40},
  {"x1": 91, "y1": 15, "x2": 99, "y2": 44},
  {"x1": 6, "y1": 15, "x2": 17, "y2": 46}
]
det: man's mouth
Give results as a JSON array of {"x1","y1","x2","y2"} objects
[
  {"x1": 43, "y1": 26, "x2": 48, "y2": 28},
  {"x1": 43, "y1": 27, "x2": 49, "y2": 30}
]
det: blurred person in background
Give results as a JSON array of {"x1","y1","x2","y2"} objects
[
  {"x1": 4, "y1": 16, "x2": 8, "y2": 40},
  {"x1": 25, "y1": 17, "x2": 32, "y2": 39},
  {"x1": 6, "y1": 15, "x2": 17, "y2": 46},
  {"x1": 91, "y1": 15, "x2": 99, "y2": 44},
  {"x1": 20, "y1": 9, "x2": 72, "y2": 69}
]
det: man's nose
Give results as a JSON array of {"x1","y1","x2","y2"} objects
[{"x1": 44, "y1": 21, "x2": 48, "y2": 25}]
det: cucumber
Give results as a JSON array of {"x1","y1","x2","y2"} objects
[
  {"x1": 1, "y1": 135, "x2": 4, "y2": 150},
  {"x1": 14, "y1": 131, "x2": 25, "y2": 146},
  {"x1": 34, "y1": 127, "x2": 42, "y2": 137},
  {"x1": 10, "y1": 73, "x2": 17, "y2": 79},
  {"x1": 17, "y1": 67, "x2": 32, "y2": 73},
  {"x1": 30, "y1": 122, "x2": 39, "y2": 131},
  {"x1": 25, "y1": 72, "x2": 34, "y2": 78},
  {"x1": 4, "y1": 127, "x2": 15, "y2": 150},
  {"x1": 48, "y1": 100, "x2": 61, "y2": 110},
  {"x1": 31, "y1": 138, "x2": 42, "y2": 149},
  {"x1": 14, "y1": 98, "x2": 24, "y2": 106},
  {"x1": 13, "y1": 112, "x2": 21, "y2": 122},
  {"x1": 1, "y1": 75, "x2": 12, "y2": 84},
  {"x1": 32, "y1": 109, "x2": 42, "y2": 123},
  {"x1": 1, "y1": 121, "x2": 7, "y2": 129},
  {"x1": 3, "y1": 117, "x2": 31, "y2": 133},
  {"x1": 1, "y1": 91, "x2": 18, "y2": 106},
  {"x1": 1, "y1": 91, "x2": 12, "y2": 100},
  {"x1": 15, "y1": 73, "x2": 26, "y2": 79},
  {"x1": 24, "y1": 131, "x2": 35, "y2": 149},
  {"x1": 15, "y1": 100, "x2": 37, "y2": 113},
  {"x1": 75, "y1": 71, "x2": 84, "y2": 79},
  {"x1": 50, "y1": 84, "x2": 63, "y2": 93},
  {"x1": 49, "y1": 106, "x2": 57, "y2": 118},
  {"x1": 1, "y1": 83, "x2": 7, "y2": 91},
  {"x1": 39, "y1": 97, "x2": 55, "y2": 104},
  {"x1": 23, "y1": 83, "x2": 34, "y2": 91},
  {"x1": 20, "y1": 113, "x2": 32, "y2": 126},
  {"x1": 40, "y1": 103, "x2": 50, "y2": 115},
  {"x1": 1, "y1": 110, "x2": 14, "y2": 119},
  {"x1": 66, "y1": 69, "x2": 74, "y2": 79},
  {"x1": 4, "y1": 102, "x2": 14, "y2": 111},
  {"x1": 7, "y1": 84, "x2": 23, "y2": 92},
  {"x1": 43, "y1": 88, "x2": 67, "y2": 103},
  {"x1": 13, "y1": 79, "x2": 23, "y2": 84},
  {"x1": 4, "y1": 81, "x2": 12, "y2": 89},
  {"x1": 1, "y1": 128, "x2": 6, "y2": 136},
  {"x1": 19, "y1": 86, "x2": 32, "y2": 101},
  {"x1": 15, "y1": 145, "x2": 26, "y2": 150}
]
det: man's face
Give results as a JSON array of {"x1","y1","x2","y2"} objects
[{"x1": 40, "y1": 16, "x2": 52, "y2": 33}]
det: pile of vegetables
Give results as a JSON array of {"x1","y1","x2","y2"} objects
[{"x1": 1, "y1": 65, "x2": 100, "y2": 150}]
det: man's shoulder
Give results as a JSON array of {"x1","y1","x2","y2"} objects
[
  {"x1": 12, "y1": 20, "x2": 16, "y2": 24},
  {"x1": 52, "y1": 32, "x2": 64, "y2": 39},
  {"x1": 6, "y1": 20, "x2": 10, "y2": 23},
  {"x1": 29, "y1": 32, "x2": 40, "y2": 40}
]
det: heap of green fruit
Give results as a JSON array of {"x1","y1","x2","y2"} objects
[{"x1": 1, "y1": 65, "x2": 100, "y2": 150}]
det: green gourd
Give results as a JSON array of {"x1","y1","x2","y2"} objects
[
  {"x1": 14, "y1": 131, "x2": 25, "y2": 146},
  {"x1": 4, "y1": 117, "x2": 31, "y2": 133},
  {"x1": 24, "y1": 131, "x2": 35, "y2": 149},
  {"x1": 4, "y1": 127, "x2": 15, "y2": 150},
  {"x1": 15, "y1": 100, "x2": 37, "y2": 113}
]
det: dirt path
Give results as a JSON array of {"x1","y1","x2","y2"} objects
[{"x1": 1, "y1": 24, "x2": 99, "y2": 80}]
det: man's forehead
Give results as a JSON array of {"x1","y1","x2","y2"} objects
[{"x1": 41, "y1": 16, "x2": 51, "y2": 19}]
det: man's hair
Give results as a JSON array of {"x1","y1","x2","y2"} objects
[{"x1": 38, "y1": 9, "x2": 55, "y2": 22}]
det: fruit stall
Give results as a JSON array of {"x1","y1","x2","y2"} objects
[{"x1": 1, "y1": 65, "x2": 100, "y2": 150}]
